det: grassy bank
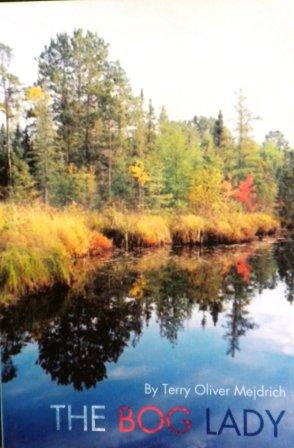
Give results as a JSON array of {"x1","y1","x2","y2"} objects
[
  {"x1": 0, "y1": 204, "x2": 279, "y2": 300},
  {"x1": 170, "y1": 212, "x2": 279, "y2": 245},
  {"x1": 97, "y1": 209, "x2": 278, "y2": 247},
  {"x1": 0, "y1": 204, "x2": 112, "y2": 300}
]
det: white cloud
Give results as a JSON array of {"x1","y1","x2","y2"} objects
[
  {"x1": 247, "y1": 286, "x2": 294, "y2": 356},
  {"x1": 108, "y1": 364, "x2": 154, "y2": 380}
]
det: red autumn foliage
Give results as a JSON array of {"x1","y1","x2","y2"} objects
[
  {"x1": 233, "y1": 174, "x2": 254, "y2": 203},
  {"x1": 236, "y1": 255, "x2": 251, "y2": 283},
  {"x1": 223, "y1": 174, "x2": 257, "y2": 212},
  {"x1": 89, "y1": 232, "x2": 112, "y2": 255}
]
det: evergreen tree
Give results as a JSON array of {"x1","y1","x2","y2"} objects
[
  {"x1": 99, "y1": 60, "x2": 132, "y2": 201},
  {"x1": 213, "y1": 110, "x2": 225, "y2": 148},
  {"x1": 38, "y1": 33, "x2": 75, "y2": 165},
  {"x1": 11, "y1": 124, "x2": 23, "y2": 157},
  {"x1": 146, "y1": 99, "x2": 156, "y2": 152},
  {"x1": 22, "y1": 126, "x2": 37, "y2": 176},
  {"x1": 279, "y1": 150, "x2": 294, "y2": 225},
  {"x1": 10, "y1": 126, "x2": 37, "y2": 201},
  {"x1": 0, "y1": 43, "x2": 21, "y2": 193},
  {"x1": 26, "y1": 86, "x2": 60, "y2": 204},
  {"x1": 10, "y1": 157, "x2": 36, "y2": 203},
  {"x1": 38, "y1": 30, "x2": 133, "y2": 204}
]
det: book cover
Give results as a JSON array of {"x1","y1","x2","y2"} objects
[{"x1": 0, "y1": 1, "x2": 293, "y2": 447}]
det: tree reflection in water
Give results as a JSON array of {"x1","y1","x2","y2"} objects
[{"x1": 0, "y1": 240, "x2": 292, "y2": 390}]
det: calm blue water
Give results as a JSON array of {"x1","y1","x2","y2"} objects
[{"x1": 1, "y1": 240, "x2": 293, "y2": 447}]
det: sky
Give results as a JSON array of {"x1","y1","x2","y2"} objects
[{"x1": 0, "y1": 0, "x2": 294, "y2": 144}]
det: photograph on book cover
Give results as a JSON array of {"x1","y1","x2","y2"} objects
[{"x1": 0, "y1": 0, "x2": 293, "y2": 447}]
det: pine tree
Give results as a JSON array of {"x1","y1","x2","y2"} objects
[
  {"x1": 26, "y1": 86, "x2": 60, "y2": 204},
  {"x1": 10, "y1": 157, "x2": 36, "y2": 203},
  {"x1": 10, "y1": 125, "x2": 37, "y2": 201},
  {"x1": 146, "y1": 99, "x2": 156, "y2": 152},
  {"x1": 213, "y1": 110, "x2": 225, "y2": 148},
  {"x1": 22, "y1": 126, "x2": 37, "y2": 176},
  {"x1": 38, "y1": 30, "x2": 134, "y2": 204},
  {"x1": 99, "y1": 60, "x2": 132, "y2": 201},
  {"x1": 38, "y1": 33, "x2": 75, "y2": 165}
]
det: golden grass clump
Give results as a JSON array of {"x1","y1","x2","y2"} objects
[
  {"x1": 3, "y1": 204, "x2": 91, "y2": 257},
  {"x1": 171, "y1": 212, "x2": 280, "y2": 246},
  {"x1": 170, "y1": 214, "x2": 206, "y2": 245},
  {"x1": 208, "y1": 212, "x2": 280, "y2": 244},
  {"x1": 0, "y1": 204, "x2": 112, "y2": 300},
  {"x1": 133, "y1": 215, "x2": 171, "y2": 247},
  {"x1": 100, "y1": 208, "x2": 171, "y2": 248},
  {"x1": 245, "y1": 213, "x2": 279, "y2": 235}
]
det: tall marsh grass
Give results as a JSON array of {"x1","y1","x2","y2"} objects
[
  {"x1": 100, "y1": 209, "x2": 171, "y2": 248},
  {"x1": 0, "y1": 203, "x2": 279, "y2": 301},
  {"x1": 170, "y1": 212, "x2": 279, "y2": 245},
  {"x1": 0, "y1": 204, "x2": 112, "y2": 300}
]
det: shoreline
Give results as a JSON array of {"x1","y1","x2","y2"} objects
[
  {"x1": 0, "y1": 235, "x2": 280, "y2": 307},
  {"x1": 0, "y1": 204, "x2": 280, "y2": 303}
]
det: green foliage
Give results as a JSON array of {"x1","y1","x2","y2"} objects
[
  {"x1": 279, "y1": 150, "x2": 294, "y2": 225},
  {"x1": 156, "y1": 119, "x2": 202, "y2": 208},
  {"x1": 189, "y1": 166, "x2": 224, "y2": 215},
  {"x1": 26, "y1": 86, "x2": 60, "y2": 203},
  {"x1": 10, "y1": 156, "x2": 37, "y2": 203},
  {"x1": 51, "y1": 164, "x2": 97, "y2": 207},
  {"x1": 0, "y1": 124, "x2": 7, "y2": 192}
]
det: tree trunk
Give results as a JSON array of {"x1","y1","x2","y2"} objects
[
  {"x1": 84, "y1": 94, "x2": 90, "y2": 166},
  {"x1": 44, "y1": 146, "x2": 48, "y2": 205},
  {"x1": 4, "y1": 90, "x2": 12, "y2": 190},
  {"x1": 108, "y1": 155, "x2": 112, "y2": 198}
]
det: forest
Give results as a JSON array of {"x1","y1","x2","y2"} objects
[{"x1": 0, "y1": 29, "x2": 293, "y2": 300}]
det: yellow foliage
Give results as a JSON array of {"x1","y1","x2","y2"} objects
[
  {"x1": 189, "y1": 167, "x2": 223, "y2": 215},
  {"x1": 25, "y1": 85, "x2": 45, "y2": 102},
  {"x1": 129, "y1": 161, "x2": 150, "y2": 186}
]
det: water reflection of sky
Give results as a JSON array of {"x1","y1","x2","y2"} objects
[{"x1": 2, "y1": 242, "x2": 294, "y2": 448}]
